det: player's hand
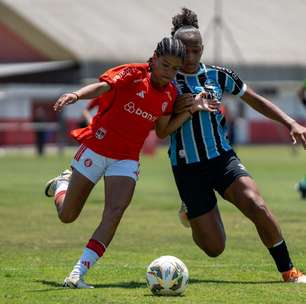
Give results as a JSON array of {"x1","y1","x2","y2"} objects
[
  {"x1": 289, "y1": 121, "x2": 306, "y2": 149},
  {"x1": 54, "y1": 93, "x2": 79, "y2": 112},
  {"x1": 192, "y1": 92, "x2": 221, "y2": 113},
  {"x1": 174, "y1": 93, "x2": 194, "y2": 114}
]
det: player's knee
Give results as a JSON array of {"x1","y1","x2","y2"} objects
[
  {"x1": 244, "y1": 190, "x2": 271, "y2": 219},
  {"x1": 194, "y1": 238, "x2": 225, "y2": 257},
  {"x1": 204, "y1": 243, "x2": 225, "y2": 257},
  {"x1": 58, "y1": 210, "x2": 78, "y2": 223}
]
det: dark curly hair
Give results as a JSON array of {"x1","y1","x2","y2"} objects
[
  {"x1": 147, "y1": 37, "x2": 186, "y2": 71},
  {"x1": 171, "y1": 7, "x2": 199, "y2": 37}
]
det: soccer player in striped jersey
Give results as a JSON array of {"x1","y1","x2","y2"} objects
[
  {"x1": 167, "y1": 8, "x2": 306, "y2": 283},
  {"x1": 44, "y1": 37, "x2": 209, "y2": 288}
]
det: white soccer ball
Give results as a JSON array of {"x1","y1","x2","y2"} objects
[{"x1": 146, "y1": 255, "x2": 189, "y2": 296}]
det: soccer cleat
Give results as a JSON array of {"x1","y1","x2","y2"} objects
[
  {"x1": 44, "y1": 169, "x2": 72, "y2": 197},
  {"x1": 282, "y1": 267, "x2": 306, "y2": 283},
  {"x1": 178, "y1": 201, "x2": 190, "y2": 228},
  {"x1": 63, "y1": 275, "x2": 94, "y2": 289}
]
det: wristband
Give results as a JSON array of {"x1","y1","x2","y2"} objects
[{"x1": 71, "y1": 92, "x2": 80, "y2": 100}]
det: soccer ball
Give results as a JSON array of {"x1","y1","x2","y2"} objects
[{"x1": 146, "y1": 255, "x2": 189, "y2": 296}]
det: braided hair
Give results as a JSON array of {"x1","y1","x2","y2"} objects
[
  {"x1": 148, "y1": 37, "x2": 186, "y2": 70},
  {"x1": 171, "y1": 7, "x2": 199, "y2": 37}
]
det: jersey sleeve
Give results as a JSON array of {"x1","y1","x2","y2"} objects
[
  {"x1": 216, "y1": 66, "x2": 247, "y2": 97},
  {"x1": 99, "y1": 64, "x2": 146, "y2": 88}
]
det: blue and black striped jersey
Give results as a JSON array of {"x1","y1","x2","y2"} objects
[{"x1": 169, "y1": 63, "x2": 247, "y2": 166}]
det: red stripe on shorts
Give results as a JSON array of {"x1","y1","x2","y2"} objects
[{"x1": 74, "y1": 144, "x2": 87, "y2": 161}]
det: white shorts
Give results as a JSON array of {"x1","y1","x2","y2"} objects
[{"x1": 71, "y1": 144, "x2": 140, "y2": 184}]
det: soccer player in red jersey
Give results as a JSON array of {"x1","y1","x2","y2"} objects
[{"x1": 44, "y1": 37, "x2": 209, "y2": 288}]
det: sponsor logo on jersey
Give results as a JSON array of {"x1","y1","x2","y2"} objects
[
  {"x1": 112, "y1": 67, "x2": 133, "y2": 81},
  {"x1": 212, "y1": 65, "x2": 239, "y2": 80},
  {"x1": 95, "y1": 127, "x2": 107, "y2": 140},
  {"x1": 161, "y1": 101, "x2": 168, "y2": 112},
  {"x1": 136, "y1": 90, "x2": 145, "y2": 98},
  {"x1": 123, "y1": 102, "x2": 157, "y2": 121}
]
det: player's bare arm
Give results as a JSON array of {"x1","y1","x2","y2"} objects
[
  {"x1": 173, "y1": 93, "x2": 194, "y2": 113},
  {"x1": 241, "y1": 87, "x2": 306, "y2": 148},
  {"x1": 155, "y1": 92, "x2": 219, "y2": 138},
  {"x1": 54, "y1": 82, "x2": 111, "y2": 112}
]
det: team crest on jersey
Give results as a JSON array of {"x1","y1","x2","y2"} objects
[
  {"x1": 161, "y1": 101, "x2": 168, "y2": 112},
  {"x1": 95, "y1": 127, "x2": 107, "y2": 140},
  {"x1": 204, "y1": 79, "x2": 222, "y2": 101}
]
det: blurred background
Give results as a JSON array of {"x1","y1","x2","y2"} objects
[{"x1": 0, "y1": 0, "x2": 306, "y2": 156}]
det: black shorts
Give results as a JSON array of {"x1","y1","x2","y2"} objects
[{"x1": 172, "y1": 150, "x2": 251, "y2": 219}]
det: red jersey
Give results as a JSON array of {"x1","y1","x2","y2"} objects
[
  {"x1": 71, "y1": 63, "x2": 177, "y2": 160},
  {"x1": 86, "y1": 97, "x2": 100, "y2": 111}
]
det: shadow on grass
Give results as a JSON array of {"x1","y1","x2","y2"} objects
[
  {"x1": 30, "y1": 280, "x2": 147, "y2": 292},
  {"x1": 30, "y1": 277, "x2": 281, "y2": 292},
  {"x1": 189, "y1": 278, "x2": 281, "y2": 285}
]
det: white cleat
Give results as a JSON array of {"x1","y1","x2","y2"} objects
[
  {"x1": 63, "y1": 275, "x2": 94, "y2": 289},
  {"x1": 178, "y1": 201, "x2": 190, "y2": 228},
  {"x1": 295, "y1": 275, "x2": 306, "y2": 283},
  {"x1": 44, "y1": 169, "x2": 72, "y2": 197}
]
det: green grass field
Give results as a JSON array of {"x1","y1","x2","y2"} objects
[{"x1": 1, "y1": 145, "x2": 306, "y2": 304}]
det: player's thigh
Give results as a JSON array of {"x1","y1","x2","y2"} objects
[
  {"x1": 223, "y1": 175, "x2": 265, "y2": 218},
  {"x1": 104, "y1": 176, "x2": 136, "y2": 210},
  {"x1": 104, "y1": 159, "x2": 139, "y2": 209},
  {"x1": 190, "y1": 205, "x2": 226, "y2": 247}
]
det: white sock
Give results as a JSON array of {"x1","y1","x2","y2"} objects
[
  {"x1": 70, "y1": 248, "x2": 100, "y2": 278},
  {"x1": 55, "y1": 180, "x2": 69, "y2": 196},
  {"x1": 69, "y1": 239, "x2": 106, "y2": 278}
]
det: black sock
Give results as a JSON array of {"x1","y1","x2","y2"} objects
[{"x1": 268, "y1": 240, "x2": 293, "y2": 273}]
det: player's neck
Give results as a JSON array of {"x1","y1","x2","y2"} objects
[
  {"x1": 150, "y1": 73, "x2": 168, "y2": 90},
  {"x1": 180, "y1": 63, "x2": 201, "y2": 74}
]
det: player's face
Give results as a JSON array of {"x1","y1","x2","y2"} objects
[
  {"x1": 177, "y1": 34, "x2": 203, "y2": 74},
  {"x1": 151, "y1": 55, "x2": 182, "y2": 86}
]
